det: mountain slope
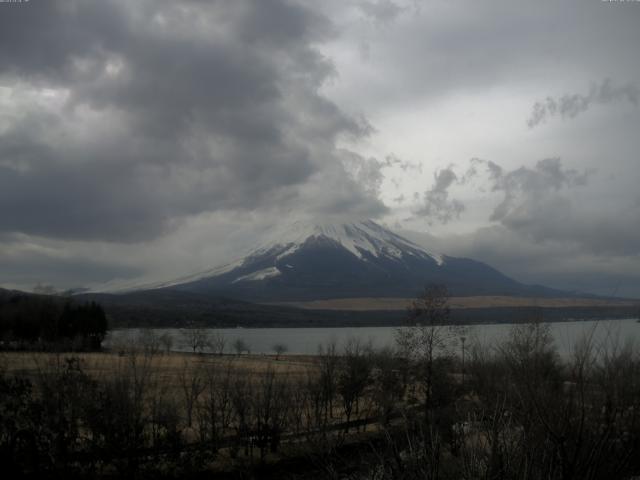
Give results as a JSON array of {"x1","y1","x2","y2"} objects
[{"x1": 141, "y1": 219, "x2": 564, "y2": 301}]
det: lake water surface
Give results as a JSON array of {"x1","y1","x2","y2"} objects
[{"x1": 104, "y1": 318, "x2": 640, "y2": 358}]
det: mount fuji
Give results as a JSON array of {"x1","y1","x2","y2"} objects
[{"x1": 116, "y1": 219, "x2": 561, "y2": 302}]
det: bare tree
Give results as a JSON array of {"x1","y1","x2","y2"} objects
[
  {"x1": 210, "y1": 332, "x2": 226, "y2": 356},
  {"x1": 463, "y1": 321, "x2": 640, "y2": 479},
  {"x1": 251, "y1": 367, "x2": 289, "y2": 458},
  {"x1": 230, "y1": 374, "x2": 253, "y2": 456},
  {"x1": 317, "y1": 340, "x2": 339, "y2": 424},
  {"x1": 182, "y1": 327, "x2": 210, "y2": 354},
  {"x1": 272, "y1": 343, "x2": 287, "y2": 360},
  {"x1": 137, "y1": 329, "x2": 161, "y2": 355},
  {"x1": 302, "y1": 366, "x2": 327, "y2": 437},
  {"x1": 178, "y1": 359, "x2": 205, "y2": 428},
  {"x1": 196, "y1": 361, "x2": 235, "y2": 451},
  {"x1": 395, "y1": 284, "x2": 458, "y2": 413},
  {"x1": 370, "y1": 347, "x2": 404, "y2": 425},
  {"x1": 232, "y1": 338, "x2": 249, "y2": 356},
  {"x1": 337, "y1": 338, "x2": 372, "y2": 432},
  {"x1": 158, "y1": 332, "x2": 173, "y2": 354}
]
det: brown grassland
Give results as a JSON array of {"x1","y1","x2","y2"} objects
[
  {"x1": 269, "y1": 295, "x2": 637, "y2": 311},
  {"x1": 0, "y1": 350, "x2": 317, "y2": 392}
]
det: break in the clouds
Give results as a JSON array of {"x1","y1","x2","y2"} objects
[
  {"x1": 527, "y1": 79, "x2": 639, "y2": 128},
  {"x1": 1, "y1": 0, "x2": 640, "y2": 296}
]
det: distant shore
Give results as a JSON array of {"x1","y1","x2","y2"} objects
[{"x1": 268, "y1": 295, "x2": 638, "y2": 311}]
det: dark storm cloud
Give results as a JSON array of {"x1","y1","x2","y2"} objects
[
  {"x1": 2, "y1": 0, "x2": 639, "y2": 296},
  {"x1": 461, "y1": 158, "x2": 640, "y2": 257},
  {"x1": 301, "y1": 153, "x2": 390, "y2": 218},
  {"x1": 0, "y1": 235, "x2": 141, "y2": 289},
  {"x1": 340, "y1": 151, "x2": 420, "y2": 202},
  {"x1": 496, "y1": 197, "x2": 640, "y2": 257},
  {"x1": 414, "y1": 166, "x2": 465, "y2": 225},
  {"x1": 0, "y1": 0, "x2": 381, "y2": 241},
  {"x1": 358, "y1": 0, "x2": 405, "y2": 25},
  {"x1": 527, "y1": 79, "x2": 640, "y2": 128},
  {"x1": 403, "y1": 225, "x2": 640, "y2": 298},
  {"x1": 341, "y1": 152, "x2": 386, "y2": 198},
  {"x1": 0, "y1": 256, "x2": 140, "y2": 289},
  {"x1": 412, "y1": 156, "x2": 640, "y2": 258},
  {"x1": 468, "y1": 157, "x2": 590, "y2": 222},
  {"x1": 331, "y1": 0, "x2": 640, "y2": 114}
]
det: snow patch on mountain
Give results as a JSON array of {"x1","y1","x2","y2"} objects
[
  {"x1": 232, "y1": 266, "x2": 281, "y2": 283},
  {"x1": 253, "y1": 219, "x2": 444, "y2": 264}
]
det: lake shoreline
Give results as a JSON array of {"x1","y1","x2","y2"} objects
[
  {"x1": 106, "y1": 304, "x2": 639, "y2": 329},
  {"x1": 104, "y1": 318, "x2": 640, "y2": 358}
]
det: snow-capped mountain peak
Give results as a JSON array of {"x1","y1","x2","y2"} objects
[
  {"x1": 252, "y1": 219, "x2": 444, "y2": 265},
  {"x1": 96, "y1": 219, "x2": 537, "y2": 301}
]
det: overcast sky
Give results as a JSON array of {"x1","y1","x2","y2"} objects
[{"x1": 1, "y1": 0, "x2": 639, "y2": 297}]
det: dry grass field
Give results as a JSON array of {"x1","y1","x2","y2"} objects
[
  {"x1": 270, "y1": 295, "x2": 638, "y2": 311},
  {"x1": 0, "y1": 350, "x2": 318, "y2": 390}
]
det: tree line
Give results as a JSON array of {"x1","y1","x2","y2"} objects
[{"x1": 0, "y1": 293, "x2": 108, "y2": 350}]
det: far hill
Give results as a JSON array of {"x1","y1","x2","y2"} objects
[{"x1": 78, "y1": 289, "x2": 637, "y2": 328}]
